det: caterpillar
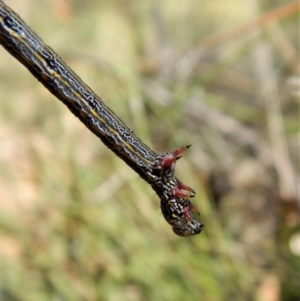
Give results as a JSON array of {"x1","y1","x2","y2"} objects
[{"x1": 0, "y1": 0, "x2": 203, "y2": 236}]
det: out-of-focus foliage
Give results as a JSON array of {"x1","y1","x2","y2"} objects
[{"x1": 0, "y1": 0, "x2": 299, "y2": 300}]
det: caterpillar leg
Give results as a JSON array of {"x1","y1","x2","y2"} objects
[{"x1": 157, "y1": 145, "x2": 191, "y2": 170}]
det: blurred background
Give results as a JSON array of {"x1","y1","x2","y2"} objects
[{"x1": 0, "y1": 0, "x2": 299, "y2": 300}]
